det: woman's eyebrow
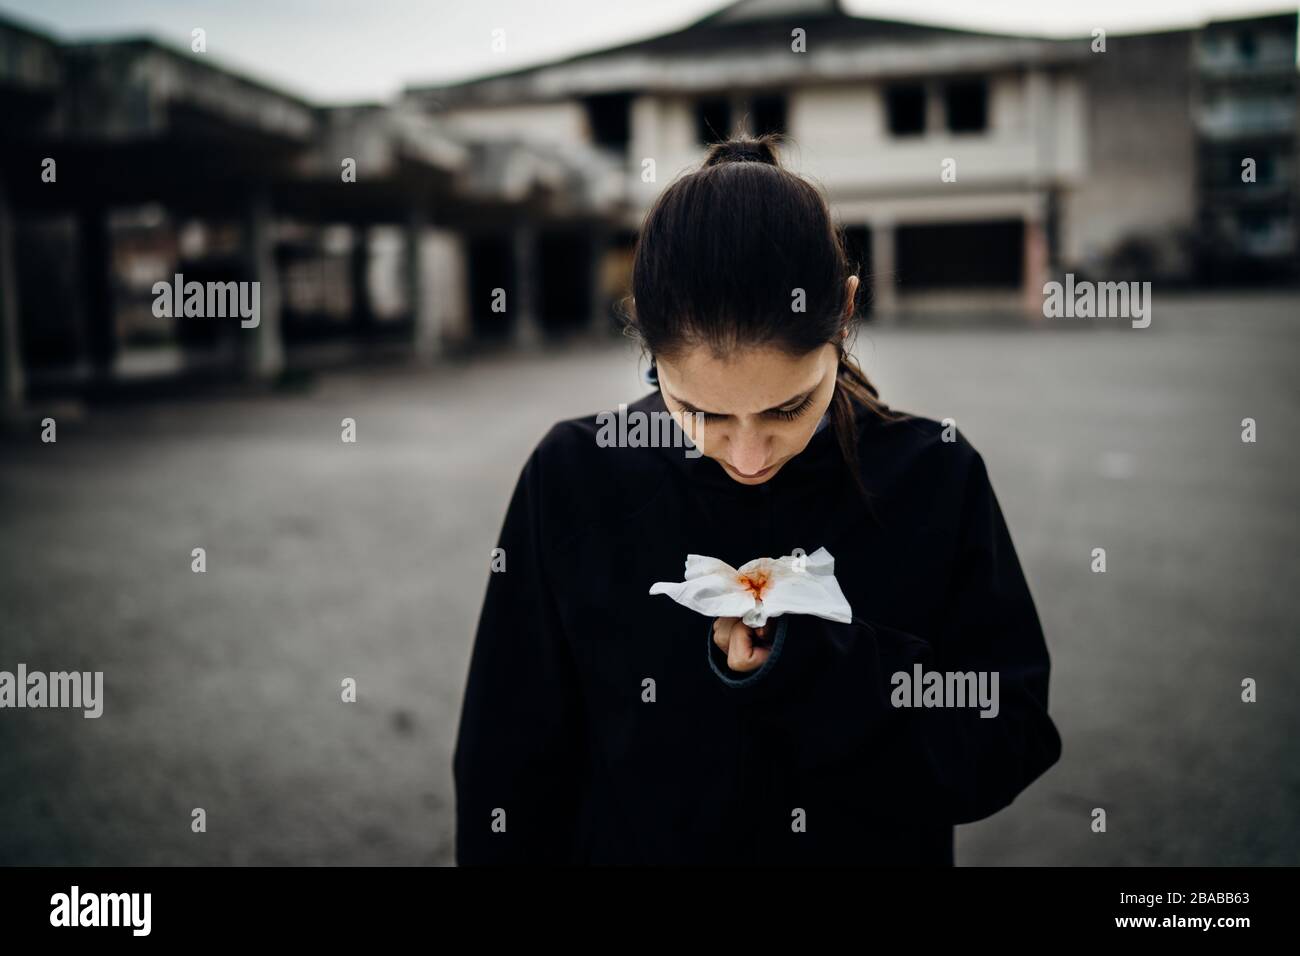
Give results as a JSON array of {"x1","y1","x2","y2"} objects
[{"x1": 666, "y1": 387, "x2": 814, "y2": 416}]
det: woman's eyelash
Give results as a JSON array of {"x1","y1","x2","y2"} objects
[
  {"x1": 679, "y1": 396, "x2": 813, "y2": 422},
  {"x1": 768, "y1": 395, "x2": 814, "y2": 421}
]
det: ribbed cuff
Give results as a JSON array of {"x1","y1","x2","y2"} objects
[{"x1": 705, "y1": 613, "x2": 933, "y2": 708}]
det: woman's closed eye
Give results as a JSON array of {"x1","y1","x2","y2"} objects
[
  {"x1": 679, "y1": 394, "x2": 815, "y2": 423},
  {"x1": 769, "y1": 394, "x2": 815, "y2": 421}
]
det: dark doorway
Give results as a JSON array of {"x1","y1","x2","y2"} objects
[
  {"x1": 538, "y1": 231, "x2": 592, "y2": 334},
  {"x1": 752, "y1": 93, "x2": 787, "y2": 137},
  {"x1": 895, "y1": 220, "x2": 1023, "y2": 289},
  {"x1": 695, "y1": 97, "x2": 733, "y2": 144},
  {"x1": 17, "y1": 217, "x2": 84, "y2": 371},
  {"x1": 467, "y1": 235, "x2": 516, "y2": 340}
]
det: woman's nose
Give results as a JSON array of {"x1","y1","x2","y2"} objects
[{"x1": 729, "y1": 429, "x2": 770, "y2": 474}]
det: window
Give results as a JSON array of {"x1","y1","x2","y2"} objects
[
  {"x1": 945, "y1": 79, "x2": 987, "y2": 133},
  {"x1": 1237, "y1": 32, "x2": 1257, "y2": 62},
  {"x1": 695, "y1": 97, "x2": 732, "y2": 144},
  {"x1": 1252, "y1": 153, "x2": 1276, "y2": 185},
  {"x1": 584, "y1": 93, "x2": 631, "y2": 152},
  {"x1": 885, "y1": 83, "x2": 926, "y2": 136},
  {"x1": 751, "y1": 94, "x2": 787, "y2": 136}
]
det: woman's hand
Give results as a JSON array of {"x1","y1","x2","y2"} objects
[{"x1": 712, "y1": 617, "x2": 773, "y2": 673}]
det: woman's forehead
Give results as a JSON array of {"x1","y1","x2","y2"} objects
[{"x1": 657, "y1": 344, "x2": 832, "y2": 414}]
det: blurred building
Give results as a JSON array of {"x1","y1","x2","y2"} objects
[
  {"x1": 1, "y1": 1, "x2": 1297, "y2": 413},
  {"x1": 408, "y1": 0, "x2": 1299, "y2": 318},
  {"x1": 0, "y1": 14, "x2": 629, "y2": 412},
  {"x1": 1195, "y1": 13, "x2": 1300, "y2": 281}
]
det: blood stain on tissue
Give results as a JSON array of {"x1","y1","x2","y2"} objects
[{"x1": 737, "y1": 568, "x2": 772, "y2": 602}]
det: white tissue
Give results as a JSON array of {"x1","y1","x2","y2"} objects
[{"x1": 648, "y1": 546, "x2": 853, "y2": 627}]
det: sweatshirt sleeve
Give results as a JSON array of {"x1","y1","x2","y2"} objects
[
  {"x1": 707, "y1": 448, "x2": 1062, "y2": 826},
  {"x1": 452, "y1": 444, "x2": 588, "y2": 864}
]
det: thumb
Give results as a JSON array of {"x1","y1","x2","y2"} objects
[{"x1": 726, "y1": 619, "x2": 762, "y2": 672}]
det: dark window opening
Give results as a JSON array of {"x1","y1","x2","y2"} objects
[
  {"x1": 1255, "y1": 153, "x2": 1276, "y2": 184},
  {"x1": 752, "y1": 94, "x2": 787, "y2": 136},
  {"x1": 886, "y1": 83, "x2": 926, "y2": 136},
  {"x1": 696, "y1": 97, "x2": 732, "y2": 144},
  {"x1": 584, "y1": 93, "x2": 631, "y2": 152},
  {"x1": 1237, "y1": 32, "x2": 1257, "y2": 61},
  {"x1": 945, "y1": 79, "x2": 987, "y2": 133}
]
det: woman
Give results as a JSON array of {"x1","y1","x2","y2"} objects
[{"x1": 453, "y1": 134, "x2": 1062, "y2": 865}]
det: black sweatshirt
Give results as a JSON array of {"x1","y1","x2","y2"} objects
[{"x1": 453, "y1": 389, "x2": 1062, "y2": 865}]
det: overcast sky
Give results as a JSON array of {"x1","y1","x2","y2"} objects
[{"x1": 0, "y1": 0, "x2": 1294, "y2": 102}]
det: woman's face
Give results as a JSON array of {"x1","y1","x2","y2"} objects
[{"x1": 657, "y1": 341, "x2": 840, "y2": 486}]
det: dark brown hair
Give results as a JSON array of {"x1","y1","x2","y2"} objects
[{"x1": 624, "y1": 132, "x2": 908, "y2": 501}]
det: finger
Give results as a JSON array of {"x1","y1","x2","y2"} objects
[
  {"x1": 727, "y1": 620, "x2": 761, "y2": 672},
  {"x1": 713, "y1": 617, "x2": 736, "y2": 652}
]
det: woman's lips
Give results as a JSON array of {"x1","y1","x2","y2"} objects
[{"x1": 729, "y1": 463, "x2": 773, "y2": 479}]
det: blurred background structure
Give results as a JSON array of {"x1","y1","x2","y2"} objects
[
  {"x1": 1, "y1": 0, "x2": 1297, "y2": 415},
  {"x1": 1, "y1": 0, "x2": 1299, "y2": 867},
  {"x1": 409, "y1": 2, "x2": 1299, "y2": 314}
]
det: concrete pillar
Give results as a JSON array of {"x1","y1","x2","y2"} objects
[
  {"x1": 243, "y1": 190, "x2": 284, "y2": 380},
  {"x1": 1025, "y1": 68, "x2": 1053, "y2": 188},
  {"x1": 407, "y1": 206, "x2": 440, "y2": 361},
  {"x1": 629, "y1": 97, "x2": 662, "y2": 206},
  {"x1": 731, "y1": 93, "x2": 749, "y2": 138},
  {"x1": 629, "y1": 97, "x2": 660, "y2": 157},
  {"x1": 1023, "y1": 217, "x2": 1049, "y2": 322},
  {"x1": 925, "y1": 81, "x2": 945, "y2": 135},
  {"x1": 511, "y1": 223, "x2": 542, "y2": 348},
  {"x1": 0, "y1": 180, "x2": 24, "y2": 416},
  {"x1": 869, "y1": 218, "x2": 898, "y2": 319},
  {"x1": 428, "y1": 229, "x2": 469, "y2": 346}
]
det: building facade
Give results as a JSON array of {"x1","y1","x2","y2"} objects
[
  {"x1": 2, "y1": 1, "x2": 1295, "y2": 412},
  {"x1": 408, "y1": 0, "x2": 1299, "y2": 320}
]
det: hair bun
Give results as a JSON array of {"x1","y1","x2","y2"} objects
[{"x1": 703, "y1": 135, "x2": 781, "y2": 168}]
